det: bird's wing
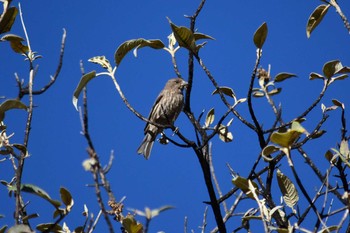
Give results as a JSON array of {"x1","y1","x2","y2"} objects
[{"x1": 143, "y1": 91, "x2": 165, "y2": 132}]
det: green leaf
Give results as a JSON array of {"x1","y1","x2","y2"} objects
[
  {"x1": 212, "y1": 86, "x2": 235, "y2": 98},
  {"x1": 72, "y1": 71, "x2": 97, "y2": 111},
  {"x1": 122, "y1": 214, "x2": 143, "y2": 233},
  {"x1": 114, "y1": 38, "x2": 165, "y2": 66},
  {"x1": 267, "y1": 87, "x2": 282, "y2": 96},
  {"x1": 88, "y1": 56, "x2": 112, "y2": 72},
  {"x1": 306, "y1": 4, "x2": 330, "y2": 38},
  {"x1": 0, "y1": 99, "x2": 28, "y2": 122},
  {"x1": 277, "y1": 169, "x2": 299, "y2": 208},
  {"x1": 0, "y1": 7, "x2": 18, "y2": 34},
  {"x1": 218, "y1": 124, "x2": 233, "y2": 143},
  {"x1": 232, "y1": 176, "x2": 258, "y2": 199},
  {"x1": 36, "y1": 223, "x2": 62, "y2": 232},
  {"x1": 274, "y1": 73, "x2": 297, "y2": 82},
  {"x1": 205, "y1": 108, "x2": 215, "y2": 127},
  {"x1": 309, "y1": 72, "x2": 324, "y2": 80},
  {"x1": 10, "y1": 183, "x2": 61, "y2": 208},
  {"x1": 253, "y1": 22, "x2": 268, "y2": 49},
  {"x1": 60, "y1": 187, "x2": 74, "y2": 212},
  {"x1": 323, "y1": 60, "x2": 342, "y2": 79},
  {"x1": 167, "y1": 18, "x2": 196, "y2": 53},
  {"x1": 1, "y1": 34, "x2": 29, "y2": 54},
  {"x1": 193, "y1": 32, "x2": 215, "y2": 41}
]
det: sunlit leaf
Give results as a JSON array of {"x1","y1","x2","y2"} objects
[
  {"x1": 334, "y1": 66, "x2": 350, "y2": 75},
  {"x1": 122, "y1": 214, "x2": 143, "y2": 233},
  {"x1": 274, "y1": 73, "x2": 297, "y2": 82},
  {"x1": 114, "y1": 38, "x2": 165, "y2": 66},
  {"x1": 277, "y1": 169, "x2": 299, "y2": 208},
  {"x1": 262, "y1": 145, "x2": 280, "y2": 161},
  {"x1": 212, "y1": 86, "x2": 235, "y2": 98},
  {"x1": 0, "y1": 99, "x2": 27, "y2": 122},
  {"x1": 167, "y1": 17, "x2": 196, "y2": 53},
  {"x1": 340, "y1": 139, "x2": 349, "y2": 159},
  {"x1": 150, "y1": 205, "x2": 175, "y2": 219},
  {"x1": 323, "y1": 60, "x2": 342, "y2": 79},
  {"x1": 60, "y1": 187, "x2": 74, "y2": 212},
  {"x1": 36, "y1": 223, "x2": 62, "y2": 232},
  {"x1": 252, "y1": 90, "x2": 265, "y2": 97},
  {"x1": 22, "y1": 213, "x2": 39, "y2": 222},
  {"x1": 8, "y1": 224, "x2": 33, "y2": 233},
  {"x1": 317, "y1": 226, "x2": 339, "y2": 233},
  {"x1": 193, "y1": 32, "x2": 215, "y2": 41},
  {"x1": 205, "y1": 108, "x2": 215, "y2": 127},
  {"x1": 331, "y1": 74, "x2": 348, "y2": 83},
  {"x1": 218, "y1": 124, "x2": 233, "y2": 143},
  {"x1": 270, "y1": 129, "x2": 301, "y2": 148},
  {"x1": 1, "y1": 34, "x2": 28, "y2": 54},
  {"x1": 0, "y1": 7, "x2": 18, "y2": 34},
  {"x1": 72, "y1": 71, "x2": 97, "y2": 111},
  {"x1": 232, "y1": 176, "x2": 258, "y2": 199},
  {"x1": 253, "y1": 22, "x2": 268, "y2": 49},
  {"x1": 9, "y1": 183, "x2": 61, "y2": 208},
  {"x1": 88, "y1": 56, "x2": 112, "y2": 72},
  {"x1": 306, "y1": 4, "x2": 330, "y2": 38},
  {"x1": 267, "y1": 88, "x2": 282, "y2": 96},
  {"x1": 309, "y1": 72, "x2": 324, "y2": 80}
]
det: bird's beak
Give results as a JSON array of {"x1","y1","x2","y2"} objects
[{"x1": 181, "y1": 80, "x2": 189, "y2": 90}]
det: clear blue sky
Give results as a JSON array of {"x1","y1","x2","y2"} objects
[{"x1": 1, "y1": 0, "x2": 350, "y2": 232}]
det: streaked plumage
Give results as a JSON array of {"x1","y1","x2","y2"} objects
[{"x1": 137, "y1": 78, "x2": 187, "y2": 159}]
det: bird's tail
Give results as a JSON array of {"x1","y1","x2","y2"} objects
[{"x1": 137, "y1": 133, "x2": 154, "y2": 159}]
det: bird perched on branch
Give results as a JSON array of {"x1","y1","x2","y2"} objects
[{"x1": 137, "y1": 78, "x2": 188, "y2": 159}]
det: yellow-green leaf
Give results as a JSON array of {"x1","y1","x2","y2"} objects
[
  {"x1": 232, "y1": 176, "x2": 258, "y2": 199},
  {"x1": 193, "y1": 32, "x2": 215, "y2": 41},
  {"x1": 60, "y1": 187, "x2": 74, "y2": 212},
  {"x1": 253, "y1": 22, "x2": 268, "y2": 49},
  {"x1": 218, "y1": 124, "x2": 233, "y2": 143},
  {"x1": 114, "y1": 38, "x2": 165, "y2": 66},
  {"x1": 88, "y1": 56, "x2": 112, "y2": 72},
  {"x1": 36, "y1": 223, "x2": 62, "y2": 232},
  {"x1": 267, "y1": 87, "x2": 282, "y2": 96},
  {"x1": 323, "y1": 60, "x2": 342, "y2": 79},
  {"x1": 122, "y1": 214, "x2": 143, "y2": 233},
  {"x1": 317, "y1": 225, "x2": 339, "y2": 233},
  {"x1": 306, "y1": 4, "x2": 330, "y2": 38},
  {"x1": 277, "y1": 169, "x2": 299, "y2": 208},
  {"x1": 212, "y1": 86, "x2": 235, "y2": 98},
  {"x1": 270, "y1": 130, "x2": 301, "y2": 148},
  {"x1": 1, "y1": 34, "x2": 28, "y2": 54},
  {"x1": 274, "y1": 73, "x2": 297, "y2": 82},
  {"x1": 167, "y1": 18, "x2": 196, "y2": 53},
  {"x1": 0, "y1": 99, "x2": 28, "y2": 122},
  {"x1": 205, "y1": 108, "x2": 215, "y2": 127},
  {"x1": 262, "y1": 145, "x2": 280, "y2": 161},
  {"x1": 72, "y1": 71, "x2": 97, "y2": 111},
  {"x1": 309, "y1": 72, "x2": 324, "y2": 80}
]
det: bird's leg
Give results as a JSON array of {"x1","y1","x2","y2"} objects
[{"x1": 172, "y1": 127, "x2": 179, "y2": 136}]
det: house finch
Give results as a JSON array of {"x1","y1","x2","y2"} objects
[{"x1": 137, "y1": 78, "x2": 188, "y2": 159}]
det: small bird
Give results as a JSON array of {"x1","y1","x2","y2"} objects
[{"x1": 137, "y1": 78, "x2": 188, "y2": 159}]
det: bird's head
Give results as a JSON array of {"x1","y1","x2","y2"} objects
[{"x1": 166, "y1": 78, "x2": 188, "y2": 91}]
